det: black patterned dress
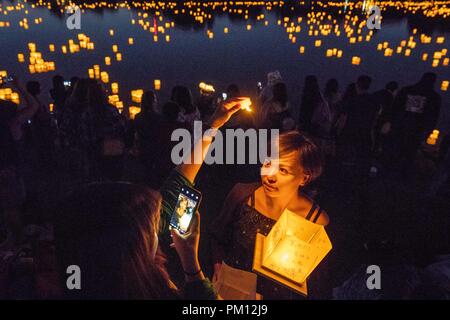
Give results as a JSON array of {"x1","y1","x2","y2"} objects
[{"x1": 218, "y1": 190, "x2": 323, "y2": 300}]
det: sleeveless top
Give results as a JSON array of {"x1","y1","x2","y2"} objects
[{"x1": 222, "y1": 190, "x2": 323, "y2": 300}]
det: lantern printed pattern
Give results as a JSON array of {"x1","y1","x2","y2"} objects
[{"x1": 254, "y1": 209, "x2": 332, "y2": 288}]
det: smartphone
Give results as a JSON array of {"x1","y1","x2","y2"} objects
[
  {"x1": 169, "y1": 186, "x2": 202, "y2": 234},
  {"x1": 64, "y1": 80, "x2": 71, "y2": 87}
]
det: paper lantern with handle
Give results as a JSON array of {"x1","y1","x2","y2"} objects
[{"x1": 253, "y1": 209, "x2": 332, "y2": 296}]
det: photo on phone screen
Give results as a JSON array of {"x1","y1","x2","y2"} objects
[
  {"x1": 64, "y1": 81, "x2": 71, "y2": 87},
  {"x1": 169, "y1": 186, "x2": 201, "y2": 234}
]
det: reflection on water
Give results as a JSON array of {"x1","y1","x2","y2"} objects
[{"x1": 0, "y1": 1, "x2": 449, "y2": 125}]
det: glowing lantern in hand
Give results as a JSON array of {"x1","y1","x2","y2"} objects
[{"x1": 253, "y1": 209, "x2": 332, "y2": 296}]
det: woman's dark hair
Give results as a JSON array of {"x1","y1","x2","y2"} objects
[
  {"x1": 66, "y1": 79, "x2": 107, "y2": 113},
  {"x1": 324, "y1": 78, "x2": 339, "y2": 98},
  {"x1": 162, "y1": 101, "x2": 181, "y2": 122},
  {"x1": 342, "y1": 82, "x2": 357, "y2": 103},
  {"x1": 26, "y1": 81, "x2": 41, "y2": 96},
  {"x1": 272, "y1": 82, "x2": 288, "y2": 108},
  {"x1": 171, "y1": 86, "x2": 195, "y2": 114},
  {"x1": 54, "y1": 182, "x2": 177, "y2": 299},
  {"x1": 299, "y1": 75, "x2": 321, "y2": 129},
  {"x1": 141, "y1": 90, "x2": 157, "y2": 114},
  {"x1": 278, "y1": 131, "x2": 323, "y2": 186},
  {"x1": 385, "y1": 81, "x2": 398, "y2": 92},
  {"x1": 52, "y1": 75, "x2": 65, "y2": 91},
  {"x1": 356, "y1": 75, "x2": 372, "y2": 91}
]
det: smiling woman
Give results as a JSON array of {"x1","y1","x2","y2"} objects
[{"x1": 208, "y1": 130, "x2": 329, "y2": 300}]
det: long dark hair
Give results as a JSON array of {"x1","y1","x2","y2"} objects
[
  {"x1": 272, "y1": 82, "x2": 288, "y2": 108},
  {"x1": 299, "y1": 75, "x2": 321, "y2": 129},
  {"x1": 54, "y1": 182, "x2": 178, "y2": 299},
  {"x1": 171, "y1": 86, "x2": 196, "y2": 114}
]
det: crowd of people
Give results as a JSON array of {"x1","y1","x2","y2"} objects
[{"x1": 0, "y1": 69, "x2": 448, "y2": 299}]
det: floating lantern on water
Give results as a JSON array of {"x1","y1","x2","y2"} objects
[
  {"x1": 116, "y1": 53, "x2": 122, "y2": 61},
  {"x1": 131, "y1": 89, "x2": 144, "y2": 103},
  {"x1": 405, "y1": 48, "x2": 411, "y2": 56},
  {"x1": 61, "y1": 46, "x2": 67, "y2": 54},
  {"x1": 88, "y1": 68, "x2": 95, "y2": 79},
  {"x1": 129, "y1": 106, "x2": 142, "y2": 120},
  {"x1": 427, "y1": 130, "x2": 440, "y2": 145},
  {"x1": 432, "y1": 59, "x2": 439, "y2": 67},
  {"x1": 326, "y1": 49, "x2": 333, "y2": 57},
  {"x1": 17, "y1": 53, "x2": 24, "y2": 63},
  {"x1": 199, "y1": 82, "x2": 215, "y2": 94},
  {"x1": 115, "y1": 101, "x2": 124, "y2": 112},
  {"x1": 128, "y1": 38, "x2": 134, "y2": 45},
  {"x1": 352, "y1": 56, "x2": 361, "y2": 65},
  {"x1": 109, "y1": 29, "x2": 114, "y2": 36},
  {"x1": 10, "y1": 92, "x2": 20, "y2": 104},
  {"x1": 441, "y1": 81, "x2": 449, "y2": 92},
  {"x1": 314, "y1": 40, "x2": 322, "y2": 47},
  {"x1": 422, "y1": 53, "x2": 428, "y2": 61},
  {"x1": 28, "y1": 43, "x2": 36, "y2": 52},
  {"x1": 105, "y1": 57, "x2": 111, "y2": 66},
  {"x1": 224, "y1": 27, "x2": 228, "y2": 34},
  {"x1": 436, "y1": 36, "x2": 444, "y2": 44},
  {"x1": 299, "y1": 46, "x2": 305, "y2": 54},
  {"x1": 112, "y1": 45, "x2": 118, "y2": 53},
  {"x1": 443, "y1": 58, "x2": 449, "y2": 67},
  {"x1": 154, "y1": 79, "x2": 161, "y2": 91},
  {"x1": 49, "y1": 104, "x2": 54, "y2": 113},
  {"x1": 111, "y1": 83, "x2": 119, "y2": 95},
  {"x1": 166, "y1": 35, "x2": 170, "y2": 42},
  {"x1": 252, "y1": 209, "x2": 332, "y2": 296},
  {"x1": 101, "y1": 72, "x2": 109, "y2": 83}
]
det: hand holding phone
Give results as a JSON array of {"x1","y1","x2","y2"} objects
[{"x1": 170, "y1": 186, "x2": 202, "y2": 234}]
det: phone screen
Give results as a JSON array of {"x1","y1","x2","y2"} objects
[
  {"x1": 169, "y1": 186, "x2": 201, "y2": 234},
  {"x1": 64, "y1": 81, "x2": 71, "y2": 87}
]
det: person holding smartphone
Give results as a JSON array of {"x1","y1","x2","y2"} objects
[
  {"x1": 40, "y1": 98, "x2": 246, "y2": 299},
  {"x1": 158, "y1": 97, "x2": 248, "y2": 285}
]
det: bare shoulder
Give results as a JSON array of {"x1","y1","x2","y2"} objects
[{"x1": 289, "y1": 193, "x2": 330, "y2": 226}]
